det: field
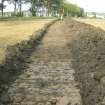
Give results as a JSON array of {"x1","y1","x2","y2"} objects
[
  {"x1": 0, "y1": 18, "x2": 53, "y2": 63},
  {"x1": 3, "y1": 18, "x2": 105, "y2": 105},
  {"x1": 1, "y1": 18, "x2": 105, "y2": 105},
  {"x1": 75, "y1": 18, "x2": 105, "y2": 31}
]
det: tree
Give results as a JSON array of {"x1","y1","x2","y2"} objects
[
  {"x1": 46, "y1": 0, "x2": 64, "y2": 16},
  {"x1": 29, "y1": 0, "x2": 64, "y2": 16},
  {"x1": 18, "y1": 0, "x2": 27, "y2": 16},
  {"x1": 19, "y1": 0, "x2": 22, "y2": 15},
  {"x1": 12, "y1": 0, "x2": 18, "y2": 15},
  {"x1": 0, "y1": 0, "x2": 6, "y2": 16},
  {"x1": 29, "y1": 0, "x2": 38, "y2": 16},
  {"x1": 63, "y1": 2, "x2": 84, "y2": 17}
]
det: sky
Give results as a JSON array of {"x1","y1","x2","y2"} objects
[
  {"x1": 1, "y1": 0, "x2": 105, "y2": 12},
  {"x1": 3, "y1": 1, "x2": 30, "y2": 12},
  {"x1": 67, "y1": 0, "x2": 105, "y2": 12}
]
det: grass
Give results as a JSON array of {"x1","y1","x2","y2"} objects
[
  {"x1": 75, "y1": 18, "x2": 105, "y2": 31},
  {"x1": 0, "y1": 18, "x2": 53, "y2": 63},
  {"x1": 0, "y1": 16, "x2": 56, "y2": 21}
]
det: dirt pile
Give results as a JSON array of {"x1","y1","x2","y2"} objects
[{"x1": 68, "y1": 19, "x2": 105, "y2": 105}]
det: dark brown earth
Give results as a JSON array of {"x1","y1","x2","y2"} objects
[
  {"x1": 7, "y1": 20, "x2": 82, "y2": 105},
  {"x1": 1, "y1": 19, "x2": 105, "y2": 105},
  {"x1": 68, "y1": 19, "x2": 105, "y2": 105}
]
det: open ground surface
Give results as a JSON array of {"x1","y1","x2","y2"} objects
[
  {"x1": 75, "y1": 18, "x2": 105, "y2": 30},
  {"x1": 67, "y1": 19, "x2": 105, "y2": 105},
  {"x1": 1, "y1": 18, "x2": 105, "y2": 105},
  {"x1": 0, "y1": 18, "x2": 53, "y2": 63},
  {"x1": 6, "y1": 19, "x2": 82, "y2": 105}
]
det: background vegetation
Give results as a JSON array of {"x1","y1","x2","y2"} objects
[{"x1": 0, "y1": 0, "x2": 84, "y2": 17}]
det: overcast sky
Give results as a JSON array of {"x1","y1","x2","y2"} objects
[
  {"x1": 67, "y1": 0, "x2": 105, "y2": 12},
  {"x1": 3, "y1": 1, "x2": 30, "y2": 12},
  {"x1": 1, "y1": 0, "x2": 105, "y2": 12}
]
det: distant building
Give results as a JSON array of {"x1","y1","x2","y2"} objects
[
  {"x1": 4, "y1": 12, "x2": 12, "y2": 17},
  {"x1": 86, "y1": 12, "x2": 105, "y2": 19},
  {"x1": 96, "y1": 13, "x2": 105, "y2": 19},
  {"x1": 35, "y1": 6, "x2": 48, "y2": 17},
  {"x1": 86, "y1": 12, "x2": 96, "y2": 18},
  {"x1": 23, "y1": 11, "x2": 32, "y2": 17},
  {"x1": 0, "y1": 12, "x2": 12, "y2": 17}
]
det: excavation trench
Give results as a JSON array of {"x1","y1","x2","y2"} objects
[
  {"x1": 0, "y1": 19, "x2": 57, "y2": 104},
  {"x1": 1, "y1": 19, "x2": 105, "y2": 105},
  {"x1": 2, "y1": 19, "x2": 82, "y2": 105}
]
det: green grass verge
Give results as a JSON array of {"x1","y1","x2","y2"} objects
[{"x1": 0, "y1": 16, "x2": 56, "y2": 21}]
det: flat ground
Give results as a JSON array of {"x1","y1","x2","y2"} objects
[
  {"x1": 0, "y1": 18, "x2": 53, "y2": 63},
  {"x1": 75, "y1": 18, "x2": 105, "y2": 30}
]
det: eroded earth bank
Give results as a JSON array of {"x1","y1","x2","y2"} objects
[{"x1": 1, "y1": 19, "x2": 105, "y2": 105}]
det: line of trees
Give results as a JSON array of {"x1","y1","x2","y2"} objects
[
  {"x1": 63, "y1": 2, "x2": 84, "y2": 17},
  {"x1": 29, "y1": 0, "x2": 64, "y2": 16},
  {"x1": 0, "y1": 0, "x2": 27, "y2": 16},
  {"x1": 0, "y1": 0, "x2": 6, "y2": 16},
  {"x1": 0, "y1": 0, "x2": 84, "y2": 17}
]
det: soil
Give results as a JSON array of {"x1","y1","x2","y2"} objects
[
  {"x1": 6, "y1": 20, "x2": 82, "y2": 105},
  {"x1": 0, "y1": 19, "x2": 52, "y2": 63},
  {"x1": 67, "y1": 19, "x2": 105, "y2": 105},
  {"x1": 1, "y1": 18, "x2": 105, "y2": 105}
]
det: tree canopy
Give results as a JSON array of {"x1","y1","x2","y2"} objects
[
  {"x1": 29, "y1": 0, "x2": 64, "y2": 16},
  {"x1": 63, "y1": 2, "x2": 84, "y2": 17},
  {"x1": 29, "y1": 0, "x2": 84, "y2": 17},
  {"x1": 0, "y1": 0, "x2": 84, "y2": 17}
]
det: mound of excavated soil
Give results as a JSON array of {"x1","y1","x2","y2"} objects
[{"x1": 67, "y1": 19, "x2": 105, "y2": 105}]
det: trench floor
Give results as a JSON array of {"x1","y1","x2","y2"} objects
[{"x1": 8, "y1": 20, "x2": 82, "y2": 105}]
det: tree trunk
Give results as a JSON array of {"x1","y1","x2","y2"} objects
[
  {"x1": 14, "y1": 2, "x2": 16, "y2": 15},
  {"x1": 1, "y1": 0, "x2": 4, "y2": 16},
  {"x1": 19, "y1": 0, "x2": 22, "y2": 16},
  {"x1": 1, "y1": 7, "x2": 3, "y2": 16},
  {"x1": 47, "y1": 0, "x2": 51, "y2": 16}
]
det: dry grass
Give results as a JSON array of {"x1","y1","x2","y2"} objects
[
  {"x1": 75, "y1": 18, "x2": 105, "y2": 31},
  {"x1": 0, "y1": 19, "x2": 53, "y2": 63}
]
